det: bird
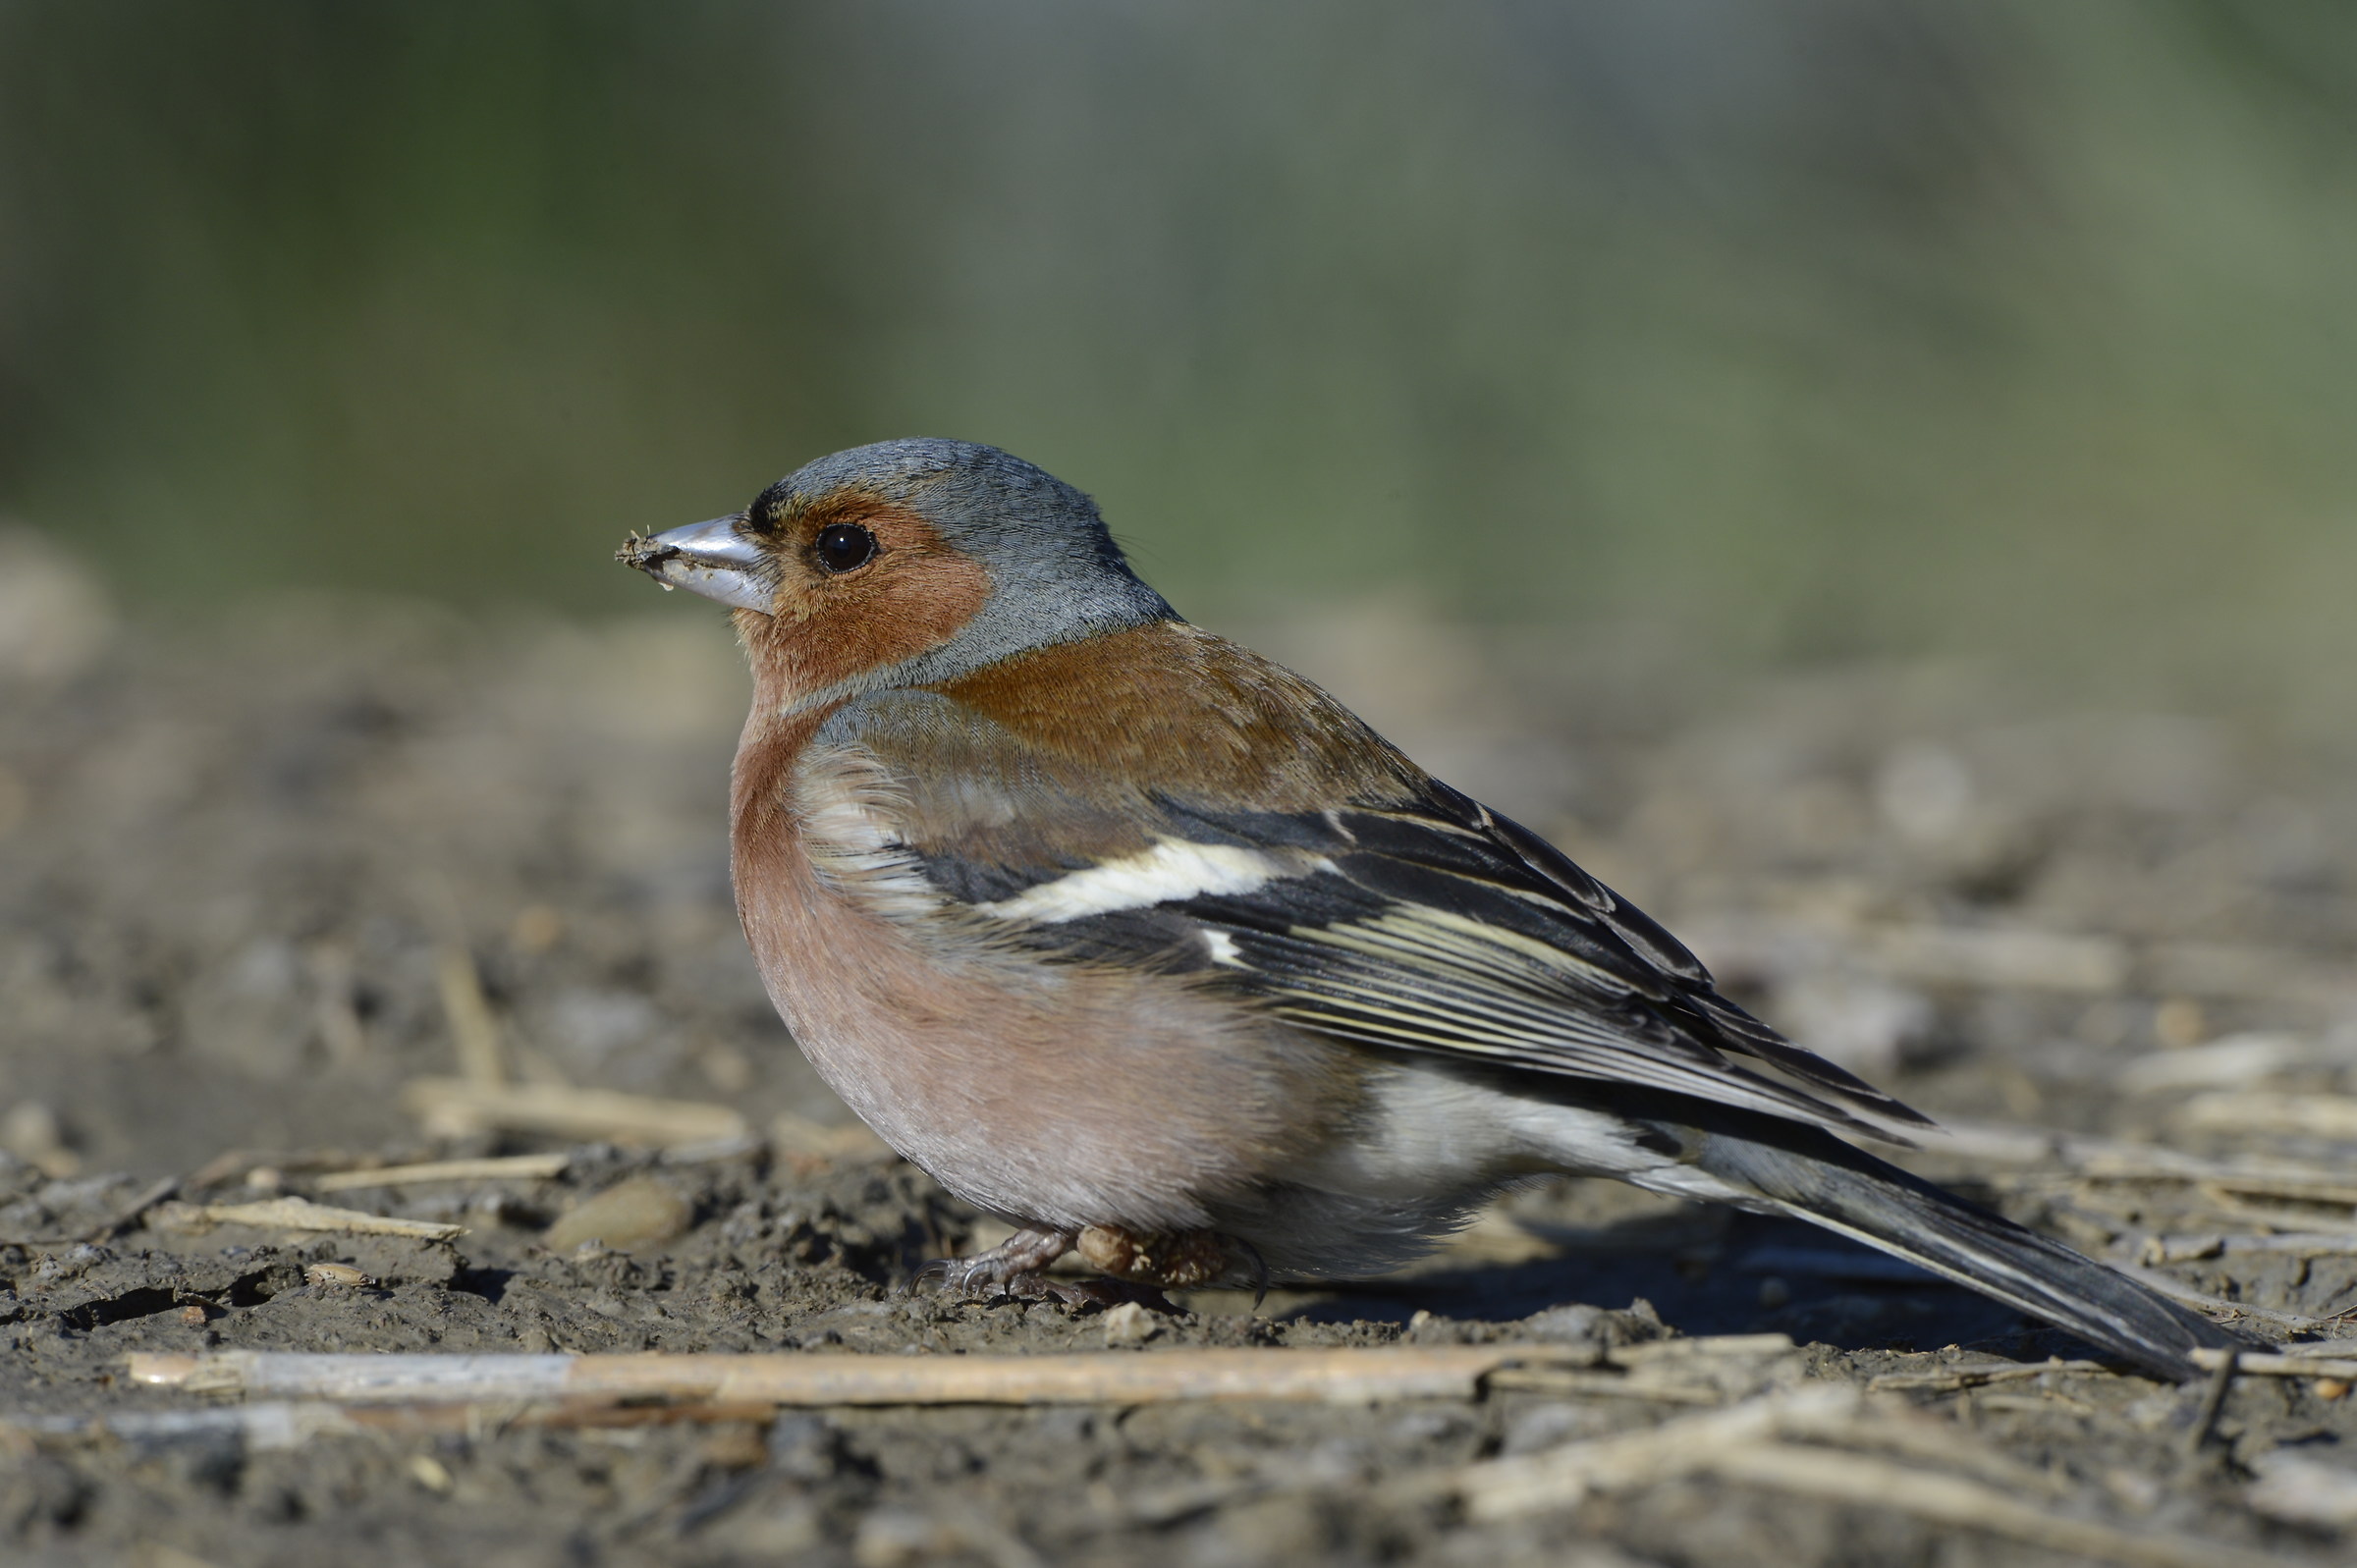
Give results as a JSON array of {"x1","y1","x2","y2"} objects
[{"x1": 619, "y1": 437, "x2": 2242, "y2": 1380}]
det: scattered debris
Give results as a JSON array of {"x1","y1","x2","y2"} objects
[
  {"x1": 401, "y1": 1078, "x2": 748, "y2": 1147},
  {"x1": 543, "y1": 1175, "x2": 692, "y2": 1253},
  {"x1": 1457, "y1": 1385, "x2": 2278, "y2": 1568},
  {"x1": 149, "y1": 1196, "x2": 465, "y2": 1242},
  {"x1": 769, "y1": 1110, "x2": 894, "y2": 1162},
  {"x1": 1100, "y1": 1301, "x2": 1160, "y2": 1348},
  {"x1": 2248, "y1": 1449, "x2": 2357, "y2": 1530},
  {"x1": 14, "y1": 621, "x2": 2357, "y2": 1563},
  {"x1": 127, "y1": 1345, "x2": 1609, "y2": 1408},
  {"x1": 1866, "y1": 1358, "x2": 2108, "y2": 1394},
  {"x1": 311, "y1": 1153, "x2": 570, "y2": 1192},
  {"x1": 2177, "y1": 1093, "x2": 2357, "y2": 1142},
  {"x1": 2189, "y1": 1348, "x2": 2357, "y2": 1381}
]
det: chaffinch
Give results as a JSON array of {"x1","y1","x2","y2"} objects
[{"x1": 621, "y1": 438, "x2": 2238, "y2": 1379}]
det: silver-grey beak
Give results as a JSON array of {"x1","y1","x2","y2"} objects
[{"x1": 616, "y1": 514, "x2": 773, "y2": 613}]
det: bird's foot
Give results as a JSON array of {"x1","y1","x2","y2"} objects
[
  {"x1": 909, "y1": 1224, "x2": 1076, "y2": 1302},
  {"x1": 1003, "y1": 1272, "x2": 1185, "y2": 1314},
  {"x1": 1077, "y1": 1225, "x2": 1268, "y2": 1306},
  {"x1": 909, "y1": 1223, "x2": 1263, "y2": 1312}
]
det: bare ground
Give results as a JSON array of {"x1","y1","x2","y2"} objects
[{"x1": 5, "y1": 554, "x2": 2357, "y2": 1566}]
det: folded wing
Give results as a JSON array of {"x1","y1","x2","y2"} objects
[{"x1": 816, "y1": 685, "x2": 1930, "y2": 1143}]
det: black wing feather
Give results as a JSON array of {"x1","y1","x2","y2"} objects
[{"x1": 913, "y1": 784, "x2": 1931, "y2": 1139}]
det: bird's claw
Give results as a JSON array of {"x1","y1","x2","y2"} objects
[
  {"x1": 906, "y1": 1223, "x2": 1253, "y2": 1314},
  {"x1": 905, "y1": 1224, "x2": 1078, "y2": 1303}
]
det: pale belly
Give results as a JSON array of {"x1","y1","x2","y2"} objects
[
  {"x1": 739, "y1": 843, "x2": 1346, "y2": 1234},
  {"x1": 729, "y1": 775, "x2": 1740, "y2": 1278}
]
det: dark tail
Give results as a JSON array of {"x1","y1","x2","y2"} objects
[{"x1": 1681, "y1": 1121, "x2": 2249, "y2": 1381}]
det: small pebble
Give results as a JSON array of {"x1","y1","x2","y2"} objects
[
  {"x1": 1757, "y1": 1277, "x2": 1791, "y2": 1309},
  {"x1": 177, "y1": 1304, "x2": 207, "y2": 1326},
  {"x1": 408, "y1": 1454, "x2": 454, "y2": 1492},
  {"x1": 2317, "y1": 1379, "x2": 2349, "y2": 1401},
  {"x1": 545, "y1": 1176, "x2": 692, "y2": 1253},
  {"x1": 1102, "y1": 1300, "x2": 1159, "y2": 1347}
]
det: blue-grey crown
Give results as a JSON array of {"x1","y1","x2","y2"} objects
[{"x1": 766, "y1": 439, "x2": 1178, "y2": 688}]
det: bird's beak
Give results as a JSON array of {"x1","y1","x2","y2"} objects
[{"x1": 616, "y1": 515, "x2": 774, "y2": 613}]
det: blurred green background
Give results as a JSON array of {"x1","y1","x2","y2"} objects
[{"x1": 2, "y1": 1, "x2": 2352, "y2": 705}]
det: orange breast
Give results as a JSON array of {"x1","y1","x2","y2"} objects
[{"x1": 726, "y1": 700, "x2": 1357, "y2": 1229}]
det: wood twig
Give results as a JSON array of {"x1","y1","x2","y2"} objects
[
  {"x1": 1457, "y1": 1385, "x2": 2276, "y2": 1568},
  {"x1": 1867, "y1": 1359, "x2": 2106, "y2": 1393},
  {"x1": 84, "y1": 1173, "x2": 181, "y2": 1242},
  {"x1": 2101, "y1": 1259, "x2": 2335, "y2": 1330},
  {"x1": 121, "y1": 1344, "x2": 1785, "y2": 1409},
  {"x1": 2133, "y1": 1232, "x2": 2357, "y2": 1265},
  {"x1": 311, "y1": 1154, "x2": 570, "y2": 1192},
  {"x1": 148, "y1": 1196, "x2": 465, "y2": 1242},
  {"x1": 2188, "y1": 1348, "x2": 2357, "y2": 1381},
  {"x1": 769, "y1": 1110, "x2": 893, "y2": 1162},
  {"x1": 1479, "y1": 1370, "x2": 1724, "y2": 1404},
  {"x1": 4, "y1": 1400, "x2": 783, "y2": 1451},
  {"x1": 0, "y1": 1174, "x2": 200, "y2": 1247},
  {"x1": 1930, "y1": 1120, "x2": 2353, "y2": 1189},
  {"x1": 401, "y1": 1078, "x2": 748, "y2": 1147},
  {"x1": 2181, "y1": 1350, "x2": 2236, "y2": 1458},
  {"x1": 435, "y1": 945, "x2": 507, "y2": 1088},
  {"x1": 2178, "y1": 1093, "x2": 2357, "y2": 1144}
]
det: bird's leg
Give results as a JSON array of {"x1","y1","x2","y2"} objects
[
  {"x1": 912, "y1": 1223, "x2": 1267, "y2": 1313},
  {"x1": 1077, "y1": 1225, "x2": 1269, "y2": 1306},
  {"x1": 912, "y1": 1223, "x2": 1077, "y2": 1301}
]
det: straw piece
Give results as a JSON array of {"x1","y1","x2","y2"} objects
[
  {"x1": 1484, "y1": 1332, "x2": 1806, "y2": 1404},
  {"x1": 402, "y1": 1078, "x2": 748, "y2": 1147},
  {"x1": 1865, "y1": 924, "x2": 2129, "y2": 993},
  {"x1": 2136, "y1": 1231, "x2": 2357, "y2": 1265},
  {"x1": 1706, "y1": 1444, "x2": 2269, "y2": 1568},
  {"x1": 3, "y1": 1400, "x2": 784, "y2": 1452},
  {"x1": 1458, "y1": 1386, "x2": 2275, "y2": 1568},
  {"x1": 2146, "y1": 940, "x2": 2357, "y2": 1009},
  {"x1": 2117, "y1": 1033, "x2": 2328, "y2": 1095},
  {"x1": 312, "y1": 1154, "x2": 570, "y2": 1192},
  {"x1": 769, "y1": 1109, "x2": 892, "y2": 1162},
  {"x1": 4, "y1": 1402, "x2": 363, "y2": 1450},
  {"x1": 1929, "y1": 1120, "x2": 2351, "y2": 1186},
  {"x1": 308, "y1": 941, "x2": 368, "y2": 1065},
  {"x1": 2100, "y1": 1259, "x2": 2334, "y2": 1330},
  {"x1": 1867, "y1": 1359, "x2": 2106, "y2": 1393},
  {"x1": 78, "y1": 1174, "x2": 182, "y2": 1244},
  {"x1": 435, "y1": 946, "x2": 507, "y2": 1088},
  {"x1": 149, "y1": 1197, "x2": 464, "y2": 1242},
  {"x1": 2191, "y1": 1172, "x2": 2357, "y2": 1205},
  {"x1": 129, "y1": 1345, "x2": 1632, "y2": 1408},
  {"x1": 2182, "y1": 1351, "x2": 2238, "y2": 1457},
  {"x1": 2177, "y1": 1093, "x2": 2357, "y2": 1142},
  {"x1": 1479, "y1": 1370, "x2": 1723, "y2": 1405},
  {"x1": 2189, "y1": 1348, "x2": 2357, "y2": 1380}
]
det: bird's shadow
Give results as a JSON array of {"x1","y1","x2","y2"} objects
[{"x1": 1267, "y1": 1208, "x2": 2096, "y2": 1365}]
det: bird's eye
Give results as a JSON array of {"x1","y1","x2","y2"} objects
[{"x1": 812, "y1": 522, "x2": 878, "y2": 573}]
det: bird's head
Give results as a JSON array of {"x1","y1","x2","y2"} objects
[{"x1": 619, "y1": 439, "x2": 1174, "y2": 709}]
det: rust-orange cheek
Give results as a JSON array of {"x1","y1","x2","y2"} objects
[{"x1": 745, "y1": 514, "x2": 993, "y2": 707}]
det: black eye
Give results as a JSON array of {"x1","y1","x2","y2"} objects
[{"x1": 812, "y1": 522, "x2": 877, "y2": 573}]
